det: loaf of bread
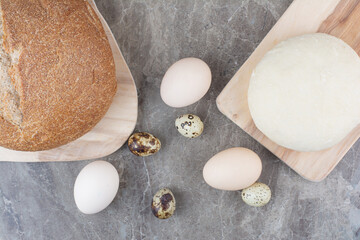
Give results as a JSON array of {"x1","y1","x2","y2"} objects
[{"x1": 0, "y1": 0, "x2": 117, "y2": 151}]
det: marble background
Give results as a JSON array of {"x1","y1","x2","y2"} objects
[{"x1": 0, "y1": 0, "x2": 359, "y2": 239}]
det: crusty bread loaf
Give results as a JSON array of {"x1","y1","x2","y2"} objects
[{"x1": 0, "y1": 0, "x2": 117, "y2": 151}]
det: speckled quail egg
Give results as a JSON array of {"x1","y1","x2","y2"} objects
[
  {"x1": 175, "y1": 114, "x2": 204, "y2": 138},
  {"x1": 128, "y1": 132, "x2": 161, "y2": 156},
  {"x1": 241, "y1": 182, "x2": 271, "y2": 207},
  {"x1": 151, "y1": 188, "x2": 176, "y2": 219}
]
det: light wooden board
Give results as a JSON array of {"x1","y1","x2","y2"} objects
[
  {"x1": 0, "y1": 0, "x2": 138, "y2": 162},
  {"x1": 216, "y1": 0, "x2": 360, "y2": 182}
]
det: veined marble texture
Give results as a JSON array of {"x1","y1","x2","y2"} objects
[{"x1": 0, "y1": 0, "x2": 359, "y2": 239}]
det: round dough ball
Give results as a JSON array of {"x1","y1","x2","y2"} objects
[{"x1": 248, "y1": 33, "x2": 360, "y2": 152}]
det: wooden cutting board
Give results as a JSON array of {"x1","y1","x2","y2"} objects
[
  {"x1": 0, "y1": 0, "x2": 138, "y2": 162},
  {"x1": 216, "y1": 0, "x2": 360, "y2": 181}
]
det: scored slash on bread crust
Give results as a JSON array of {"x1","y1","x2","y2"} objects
[{"x1": 0, "y1": 0, "x2": 117, "y2": 151}]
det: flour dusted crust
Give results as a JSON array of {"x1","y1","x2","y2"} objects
[
  {"x1": 248, "y1": 33, "x2": 360, "y2": 152},
  {"x1": 0, "y1": 0, "x2": 117, "y2": 151}
]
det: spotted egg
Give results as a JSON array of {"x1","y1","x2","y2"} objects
[
  {"x1": 175, "y1": 114, "x2": 204, "y2": 138},
  {"x1": 128, "y1": 132, "x2": 161, "y2": 156},
  {"x1": 151, "y1": 188, "x2": 176, "y2": 219},
  {"x1": 241, "y1": 182, "x2": 271, "y2": 207}
]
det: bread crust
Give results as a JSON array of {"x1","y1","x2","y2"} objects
[{"x1": 0, "y1": 0, "x2": 117, "y2": 151}]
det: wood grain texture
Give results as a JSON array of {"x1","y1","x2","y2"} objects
[
  {"x1": 0, "y1": 0, "x2": 138, "y2": 162},
  {"x1": 216, "y1": 0, "x2": 360, "y2": 181}
]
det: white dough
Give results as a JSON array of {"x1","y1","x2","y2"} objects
[{"x1": 248, "y1": 33, "x2": 360, "y2": 152}]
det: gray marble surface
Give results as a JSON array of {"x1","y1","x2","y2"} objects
[{"x1": 0, "y1": 0, "x2": 359, "y2": 239}]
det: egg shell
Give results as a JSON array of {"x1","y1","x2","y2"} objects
[
  {"x1": 74, "y1": 161, "x2": 119, "y2": 214},
  {"x1": 203, "y1": 147, "x2": 262, "y2": 191},
  {"x1": 151, "y1": 188, "x2": 176, "y2": 219},
  {"x1": 241, "y1": 182, "x2": 271, "y2": 207},
  {"x1": 175, "y1": 114, "x2": 204, "y2": 138},
  {"x1": 128, "y1": 132, "x2": 161, "y2": 156},
  {"x1": 160, "y1": 58, "x2": 211, "y2": 108}
]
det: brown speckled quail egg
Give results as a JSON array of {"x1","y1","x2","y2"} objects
[
  {"x1": 128, "y1": 132, "x2": 161, "y2": 156},
  {"x1": 175, "y1": 114, "x2": 204, "y2": 138},
  {"x1": 151, "y1": 188, "x2": 176, "y2": 219},
  {"x1": 241, "y1": 182, "x2": 271, "y2": 207}
]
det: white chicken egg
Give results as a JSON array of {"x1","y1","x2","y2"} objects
[
  {"x1": 175, "y1": 114, "x2": 204, "y2": 138},
  {"x1": 203, "y1": 147, "x2": 262, "y2": 191},
  {"x1": 74, "y1": 160, "x2": 119, "y2": 214},
  {"x1": 160, "y1": 58, "x2": 211, "y2": 108}
]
